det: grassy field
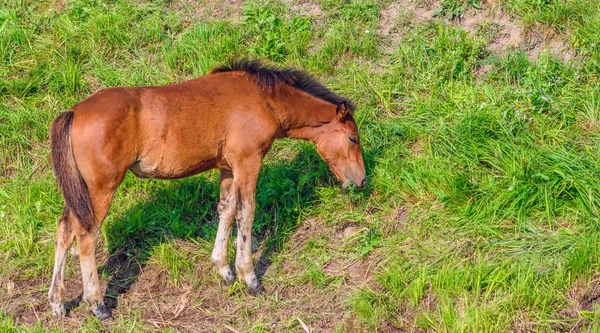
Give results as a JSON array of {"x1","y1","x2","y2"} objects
[{"x1": 2, "y1": 0, "x2": 600, "y2": 331}]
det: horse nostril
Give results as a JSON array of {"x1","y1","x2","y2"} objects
[{"x1": 360, "y1": 178, "x2": 366, "y2": 187}]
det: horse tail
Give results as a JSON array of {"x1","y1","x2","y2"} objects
[{"x1": 50, "y1": 111, "x2": 95, "y2": 231}]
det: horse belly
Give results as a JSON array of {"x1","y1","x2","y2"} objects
[
  {"x1": 129, "y1": 148, "x2": 219, "y2": 180},
  {"x1": 133, "y1": 87, "x2": 231, "y2": 179}
]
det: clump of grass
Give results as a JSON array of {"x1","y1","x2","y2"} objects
[
  {"x1": 435, "y1": 0, "x2": 483, "y2": 20},
  {"x1": 499, "y1": 0, "x2": 586, "y2": 32},
  {"x1": 349, "y1": 288, "x2": 396, "y2": 330},
  {"x1": 148, "y1": 239, "x2": 206, "y2": 287},
  {"x1": 242, "y1": 3, "x2": 312, "y2": 62}
]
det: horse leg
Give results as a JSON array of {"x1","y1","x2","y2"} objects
[
  {"x1": 48, "y1": 208, "x2": 76, "y2": 316},
  {"x1": 211, "y1": 169, "x2": 236, "y2": 284},
  {"x1": 232, "y1": 158, "x2": 265, "y2": 295},
  {"x1": 76, "y1": 225, "x2": 106, "y2": 318},
  {"x1": 76, "y1": 180, "x2": 122, "y2": 320}
]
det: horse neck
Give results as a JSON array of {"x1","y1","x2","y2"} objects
[{"x1": 267, "y1": 86, "x2": 336, "y2": 141}]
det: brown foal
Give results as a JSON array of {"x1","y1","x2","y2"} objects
[{"x1": 48, "y1": 59, "x2": 365, "y2": 319}]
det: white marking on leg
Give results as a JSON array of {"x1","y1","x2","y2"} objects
[
  {"x1": 212, "y1": 173, "x2": 236, "y2": 282},
  {"x1": 48, "y1": 217, "x2": 74, "y2": 316},
  {"x1": 77, "y1": 232, "x2": 104, "y2": 307},
  {"x1": 235, "y1": 201, "x2": 256, "y2": 284}
]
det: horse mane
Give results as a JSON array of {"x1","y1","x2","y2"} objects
[{"x1": 210, "y1": 59, "x2": 355, "y2": 113}]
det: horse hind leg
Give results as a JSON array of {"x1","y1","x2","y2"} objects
[
  {"x1": 49, "y1": 178, "x2": 122, "y2": 319},
  {"x1": 76, "y1": 178, "x2": 124, "y2": 320},
  {"x1": 48, "y1": 208, "x2": 76, "y2": 316},
  {"x1": 50, "y1": 108, "x2": 132, "y2": 318}
]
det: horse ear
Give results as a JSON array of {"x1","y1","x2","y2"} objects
[{"x1": 336, "y1": 102, "x2": 349, "y2": 121}]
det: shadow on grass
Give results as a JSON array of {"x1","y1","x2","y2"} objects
[{"x1": 84, "y1": 144, "x2": 370, "y2": 312}]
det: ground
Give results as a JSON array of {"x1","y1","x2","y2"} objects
[{"x1": 1, "y1": 0, "x2": 600, "y2": 332}]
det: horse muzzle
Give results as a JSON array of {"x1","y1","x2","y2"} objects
[{"x1": 341, "y1": 170, "x2": 366, "y2": 189}]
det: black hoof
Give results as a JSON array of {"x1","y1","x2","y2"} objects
[
  {"x1": 92, "y1": 304, "x2": 112, "y2": 320},
  {"x1": 248, "y1": 282, "x2": 266, "y2": 296}
]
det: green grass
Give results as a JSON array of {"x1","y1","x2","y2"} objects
[
  {"x1": 436, "y1": 0, "x2": 483, "y2": 20},
  {"x1": 2, "y1": 0, "x2": 600, "y2": 331}
]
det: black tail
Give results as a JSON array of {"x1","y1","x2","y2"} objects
[{"x1": 50, "y1": 111, "x2": 95, "y2": 231}]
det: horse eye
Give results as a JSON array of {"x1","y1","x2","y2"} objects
[{"x1": 349, "y1": 136, "x2": 358, "y2": 144}]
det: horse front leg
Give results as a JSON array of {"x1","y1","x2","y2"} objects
[
  {"x1": 233, "y1": 159, "x2": 265, "y2": 295},
  {"x1": 236, "y1": 198, "x2": 265, "y2": 294},
  {"x1": 211, "y1": 170, "x2": 236, "y2": 284}
]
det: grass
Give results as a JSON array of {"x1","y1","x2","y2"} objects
[
  {"x1": 2, "y1": 0, "x2": 600, "y2": 331},
  {"x1": 436, "y1": 0, "x2": 483, "y2": 20}
]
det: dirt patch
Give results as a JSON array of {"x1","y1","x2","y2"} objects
[
  {"x1": 0, "y1": 217, "x2": 390, "y2": 331},
  {"x1": 522, "y1": 26, "x2": 575, "y2": 62},
  {"x1": 458, "y1": 0, "x2": 523, "y2": 48},
  {"x1": 566, "y1": 274, "x2": 600, "y2": 312},
  {"x1": 460, "y1": 2, "x2": 574, "y2": 61},
  {"x1": 321, "y1": 255, "x2": 376, "y2": 289},
  {"x1": 555, "y1": 274, "x2": 600, "y2": 332},
  {"x1": 287, "y1": 218, "x2": 377, "y2": 289},
  {"x1": 475, "y1": 63, "x2": 492, "y2": 78},
  {"x1": 287, "y1": 217, "x2": 329, "y2": 249},
  {"x1": 378, "y1": 0, "x2": 575, "y2": 61},
  {"x1": 407, "y1": 139, "x2": 425, "y2": 158},
  {"x1": 171, "y1": 0, "x2": 246, "y2": 22},
  {"x1": 171, "y1": 0, "x2": 323, "y2": 24},
  {"x1": 397, "y1": 206, "x2": 410, "y2": 224},
  {"x1": 341, "y1": 226, "x2": 360, "y2": 240},
  {"x1": 378, "y1": 0, "x2": 441, "y2": 52},
  {"x1": 395, "y1": 291, "x2": 437, "y2": 332},
  {"x1": 379, "y1": 205, "x2": 413, "y2": 236},
  {"x1": 276, "y1": 217, "x2": 391, "y2": 330},
  {"x1": 283, "y1": 0, "x2": 323, "y2": 18}
]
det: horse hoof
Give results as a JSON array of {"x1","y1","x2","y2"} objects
[
  {"x1": 222, "y1": 270, "x2": 236, "y2": 285},
  {"x1": 92, "y1": 304, "x2": 112, "y2": 320},
  {"x1": 248, "y1": 283, "x2": 266, "y2": 296},
  {"x1": 51, "y1": 303, "x2": 66, "y2": 317}
]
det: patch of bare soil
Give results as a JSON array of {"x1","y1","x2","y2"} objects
[
  {"x1": 171, "y1": 0, "x2": 246, "y2": 22},
  {"x1": 554, "y1": 274, "x2": 600, "y2": 332},
  {"x1": 459, "y1": 1, "x2": 524, "y2": 49},
  {"x1": 0, "y1": 217, "x2": 391, "y2": 332},
  {"x1": 460, "y1": 1, "x2": 574, "y2": 61},
  {"x1": 378, "y1": 0, "x2": 441, "y2": 52},
  {"x1": 378, "y1": 0, "x2": 575, "y2": 62},
  {"x1": 283, "y1": 0, "x2": 323, "y2": 19},
  {"x1": 521, "y1": 26, "x2": 575, "y2": 62},
  {"x1": 407, "y1": 139, "x2": 425, "y2": 158},
  {"x1": 277, "y1": 218, "x2": 390, "y2": 331},
  {"x1": 171, "y1": 0, "x2": 323, "y2": 25},
  {"x1": 379, "y1": 205, "x2": 413, "y2": 236}
]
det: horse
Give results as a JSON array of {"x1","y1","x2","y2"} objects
[{"x1": 48, "y1": 59, "x2": 365, "y2": 320}]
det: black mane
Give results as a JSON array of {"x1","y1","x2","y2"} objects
[{"x1": 210, "y1": 59, "x2": 355, "y2": 112}]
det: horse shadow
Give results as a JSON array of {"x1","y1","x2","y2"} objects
[{"x1": 72, "y1": 143, "x2": 375, "y2": 312}]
